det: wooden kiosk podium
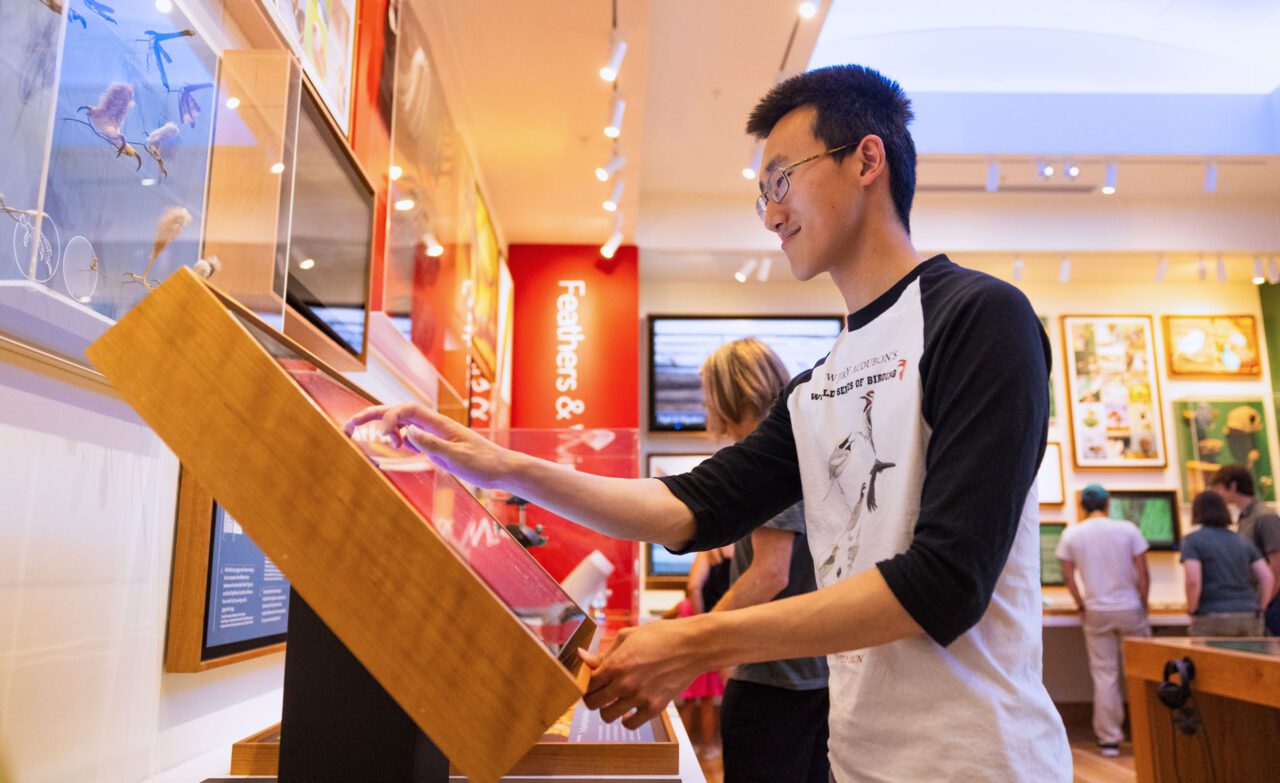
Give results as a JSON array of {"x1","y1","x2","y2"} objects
[{"x1": 87, "y1": 270, "x2": 598, "y2": 783}]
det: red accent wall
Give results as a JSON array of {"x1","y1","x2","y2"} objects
[
  {"x1": 507, "y1": 244, "x2": 641, "y2": 615},
  {"x1": 507, "y1": 244, "x2": 639, "y2": 429},
  {"x1": 350, "y1": 0, "x2": 393, "y2": 312}
]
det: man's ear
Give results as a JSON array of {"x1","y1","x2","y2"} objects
[{"x1": 857, "y1": 135, "x2": 888, "y2": 183}]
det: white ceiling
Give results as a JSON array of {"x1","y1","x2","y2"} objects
[{"x1": 413, "y1": 0, "x2": 1280, "y2": 273}]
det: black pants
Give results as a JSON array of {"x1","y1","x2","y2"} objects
[{"x1": 720, "y1": 679, "x2": 830, "y2": 783}]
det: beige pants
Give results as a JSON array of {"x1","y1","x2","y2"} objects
[
  {"x1": 1082, "y1": 608, "x2": 1150, "y2": 745},
  {"x1": 1188, "y1": 612, "x2": 1264, "y2": 637}
]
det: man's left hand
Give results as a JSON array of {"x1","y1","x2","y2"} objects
[{"x1": 580, "y1": 618, "x2": 710, "y2": 729}]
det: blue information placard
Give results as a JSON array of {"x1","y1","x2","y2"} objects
[{"x1": 203, "y1": 504, "x2": 290, "y2": 656}]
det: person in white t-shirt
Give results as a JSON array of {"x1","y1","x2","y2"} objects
[{"x1": 1055, "y1": 484, "x2": 1151, "y2": 757}]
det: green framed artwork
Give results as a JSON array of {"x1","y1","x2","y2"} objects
[
  {"x1": 1040, "y1": 523, "x2": 1066, "y2": 586},
  {"x1": 1106, "y1": 489, "x2": 1181, "y2": 551},
  {"x1": 1173, "y1": 400, "x2": 1274, "y2": 502}
]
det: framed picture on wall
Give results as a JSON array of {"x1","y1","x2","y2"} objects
[
  {"x1": 1062, "y1": 315, "x2": 1166, "y2": 469},
  {"x1": 1037, "y1": 442, "x2": 1065, "y2": 506},
  {"x1": 1172, "y1": 399, "x2": 1275, "y2": 502},
  {"x1": 644, "y1": 454, "x2": 712, "y2": 587},
  {"x1": 1038, "y1": 316, "x2": 1058, "y2": 428},
  {"x1": 1040, "y1": 522, "x2": 1067, "y2": 587},
  {"x1": 166, "y1": 469, "x2": 289, "y2": 672},
  {"x1": 260, "y1": 0, "x2": 359, "y2": 135},
  {"x1": 1101, "y1": 489, "x2": 1182, "y2": 551},
  {"x1": 1163, "y1": 315, "x2": 1262, "y2": 378}
]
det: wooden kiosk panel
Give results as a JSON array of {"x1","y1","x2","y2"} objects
[{"x1": 87, "y1": 270, "x2": 593, "y2": 783}]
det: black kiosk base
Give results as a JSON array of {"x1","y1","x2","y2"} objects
[{"x1": 204, "y1": 593, "x2": 448, "y2": 783}]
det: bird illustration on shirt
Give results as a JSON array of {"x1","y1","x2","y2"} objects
[{"x1": 825, "y1": 390, "x2": 896, "y2": 510}]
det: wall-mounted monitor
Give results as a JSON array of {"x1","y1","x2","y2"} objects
[
  {"x1": 1040, "y1": 523, "x2": 1066, "y2": 586},
  {"x1": 1105, "y1": 489, "x2": 1182, "y2": 551},
  {"x1": 648, "y1": 315, "x2": 844, "y2": 432}
]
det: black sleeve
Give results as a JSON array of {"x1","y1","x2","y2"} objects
[
  {"x1": 876, "y1": 277, "x2": 1050, "y2": 646},
  {"x1": 656, "y1": 371, "x2": 809, "y2": 553}
]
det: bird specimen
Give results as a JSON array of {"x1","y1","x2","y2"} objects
[
  {"x1": 125, "y1": 206, "x2": 191, "y2": 290},
  {"x1": 177, "y1": 83, "x2": 213, "y2": 128},
  {"x1": 76, "y1": 82, "x2": 141, "y2": 169},
  {"x1": 144, "y1": 122, "x2": 179, "y2": 178},
  {"x1": 82, "y1": 0, "x2": 117, "y2": 25},
  {"x1": 192, "y1": 255, "x2": 221, "y2": 279},
  {"x1": 141, "y1": 29, "x2": 195, "y2": 91}
]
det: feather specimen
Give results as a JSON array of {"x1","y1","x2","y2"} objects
[
  {"x1": 142, "y1": 29, "x2": 195, "y2": 91},
  {"x1": 192, "y1": 255, "x2": 221, "y2": 279},
  {"x1": 83, "y1": 0, "x2": 117, "y2": 25},
  {"x1": 77, "y1": 82, "x2": 141, "y2": 168},
  {"x1": 177, "y1": 83, "x2": 212, "y2": 128},
  {"x1": 144, "y1": 122, "x2": 179, "y2": 177},
  {"x1": 125, "y1": 206, "x2": 191, "y2": 290}
]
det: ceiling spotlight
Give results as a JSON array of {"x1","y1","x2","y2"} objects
[
  {"x1": 798, "y1": 2, "x2": 819, "y2": 19},
  {"x1": 1037, "y1": 161, "x2": 1054, "y2": 180},
  {"x1": 1198, "y1": 254, "x2": 1207, "y2": 282},
  {"x1": 1268, "y1": 255, "x2": 1279, "y2": 284},
  {"x1": 1155, "y1": 254, "x2": 1168, "y2": 283},
  {"x1": 1253, "y1": 255, "x2": 1265, "y2": 285},
  {"x1": 1101, "y1": 162, "x2": 1117, "y2": 195},
  {"x1": 595, "y1": 152, "x2": 626, "y2": 182},
  {"x1": 1065, "y1": 161, "x2": 1080, "y2": 180},
  {"x1": 599, "y1": 37, "x2": 628, "y2": 82},
  {"x1": 1204, "y1": 160, "x2": 1218, "y2": 194},
  {"x1": 155, "y1": 0, "x2": 173, "y2": 12},
  {"x1": 299, "y1": 258, "x2": 315, "y2": 270},
  {"x1": 1216, "y1": 253, "x2": 1227, "y2": 283},
  {"x1": 604, "y1": 95, "x2": 626, "y2": 139},
  {"x1": 1058, "y1": 255, "x2": 1071, "y2": 284},
  {"x1": 1012, "y1": 255, "x2": 1023, "y2": 282},
  {"x1": 603, "y1": 180, "x2": 624, "y2": 212},
  {"x1": 270, "y1": 162, "x2": 285, "y2": 174},
  {"x1": 601, "y1": 214, "x2": 624, "y2": 259},
  {"x1": 743, "y1": 141, "x2": 765, "y2": 180},
  {"x1": 424, "y1": 231, "x2": 445, "y2": 257},
  {"x1": 735, "y1": 259, "x2": 758, "y2": 283},
  {"x1": 140, "y1": 177, "x2": 158, "y2": 187},
  {"x1": 985, "y1": 161, "x2": 1000, "y2": 193},
  {"x1": 225, "y1": 96, "x2": 241, "y2": 110},
  {"x1": 389, "y1": 165, "x2": 403, "y2": 181},
  {"x1": 394, "y1": 198, "x2": 416, "y2": 211},
  {"x1": 757, "y1": 257, "x2": 772, "y2": 282}
]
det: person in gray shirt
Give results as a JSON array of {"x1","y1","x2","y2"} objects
[
  {"x1": 700, "y1": 338, "x2": 829, "y2": 783},
  {"x1": 1210, "y1": 465, "x2": 1280, "y2": 634},
  {"x1": 1181, "y1": 491, "x2": 1274, "y2": 636}
]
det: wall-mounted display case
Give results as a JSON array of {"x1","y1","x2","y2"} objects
[{"x1": 87, "y1": 269, "x2": 593, "y2": 782}]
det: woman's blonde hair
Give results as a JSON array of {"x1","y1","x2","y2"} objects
[{"x1": 700, "y1": 337, "x2": 790, "y2": 438}]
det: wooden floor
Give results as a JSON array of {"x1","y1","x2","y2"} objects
[{"x1": 691, "y1": 722, "x2": 1136, "y2": 783}]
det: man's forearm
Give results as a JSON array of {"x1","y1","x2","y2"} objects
[
  {"x1": 503, "y1": 451, "x2": 696, "y2": 549},
  {"x1": 1268, "y1": 553, "x2": 1280, "y2": 602},
  {"x1": 681, "y1": 567, "x2": 924, "y2": 668},
  {"x1": 711, "y1": 567, "x2": 786, "y2": 613}
]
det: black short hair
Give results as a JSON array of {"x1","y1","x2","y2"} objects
[
  {"x1": 746, "y1": 64, "x2": 917, "y2": 234},
  {"x1": 1192, "y1": 491, "x2": 1232, "y2": 528},
  {"x1": 1081, "y1": 494, "x2": 1109, "y2": 514},
  {"x1": 1209, "y1": 464, "x2": 1255, "y2": 497}
]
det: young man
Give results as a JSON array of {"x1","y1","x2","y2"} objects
[
  {"x1": 1055, "y1": 485, "x2": 1151, "y2": 757},
  {"x1": 1210, "y1": 465, "x2": 1280, "y2": 634},
  {"x1": 347, "y1": 65, "x2": 1070, "y2": 780}
]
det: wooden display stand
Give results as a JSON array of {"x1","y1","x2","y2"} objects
[
  {"x1": 87, "y1": 270, "x2": 594, "y2": 783},
  {"x1": 1124, "y1": 637, "x2": 1280, "y2": 782}
]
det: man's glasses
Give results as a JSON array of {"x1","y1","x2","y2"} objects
[{"x1": 755, "y1": 142, "x2": 858, "y2": 223}]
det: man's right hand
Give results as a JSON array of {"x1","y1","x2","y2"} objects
[{"x1": 343, "y1": 403, "x2": 517, "y2": 489}]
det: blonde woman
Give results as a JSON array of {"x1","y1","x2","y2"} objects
[{"x1": 699, "y1": 338, "x2": 830, "y2": 783}]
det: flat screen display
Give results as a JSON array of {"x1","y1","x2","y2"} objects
[
  {"x1": 1108, "y1": 490, "x2": 1181, "y2": 550},
  {"x1": 1040, "y1": 523, "x2": 1066, "y2": 586},
  {"x1": 203, "y1": 504, "x2": 290, "y2": 659},
  {"x1": 284, "y1": 87, "x2": 373, "y2": 358},
  {"x1": 648, "y1": 316, "x2": 844, "y2": 432}
]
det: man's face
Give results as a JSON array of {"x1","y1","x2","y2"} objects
[
  {"x1": 1210, "y1": 482, "x2": 1236, "y2": 506},
  {"x1": 758, "y1": 106, "x2": 862, "y2": 281}
]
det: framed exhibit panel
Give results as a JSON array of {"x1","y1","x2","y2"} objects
[
  {"x1": 87, "y1": 270, "x2": 594, "y2": 783},
  {"x1": 1164, "y1": 315, "x2": 1262, "y2": 379},
  {"x1": 1173, "y1": 399, "x2": 1275, "y2": 502},
  {"x1": 1040, "y1": 522, "x2": 1066, "y2": 587},
  {"x1": 644, "y1": 453, "x2": 711, "y2": 587},
  {"x1": 1037, "y1": 442, "x2": 1065, "y2": 506},
  {"x1": 259, "y1": 0, "x2": 358, "y2": 135},
  {"x1": 166, "y1": 470, "x2": 290, "y2": 672},
  {"x1": 470, "y1": 189, "x2": 501, "y2": 376},
  {"x1": 1061, "y1": 315, "x2": 1166, "y2": 469},
  {"x1": 648, "y1": 315, "x2": 844, "y2": 432},
  {"x1": 1099, "y1": 489, "x2": 1182, "y2": 551},
  {"x1": 1038, "y1": 316, "x2": 1058, "y2": 428}
]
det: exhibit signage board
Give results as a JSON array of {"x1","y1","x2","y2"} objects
[{"x1": 87, "y1": 270, "x2": 593, "y2": 783}]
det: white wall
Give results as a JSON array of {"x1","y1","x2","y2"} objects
[{"x1": 0, "y1": 353, "x2": 284, "y2": 783}]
